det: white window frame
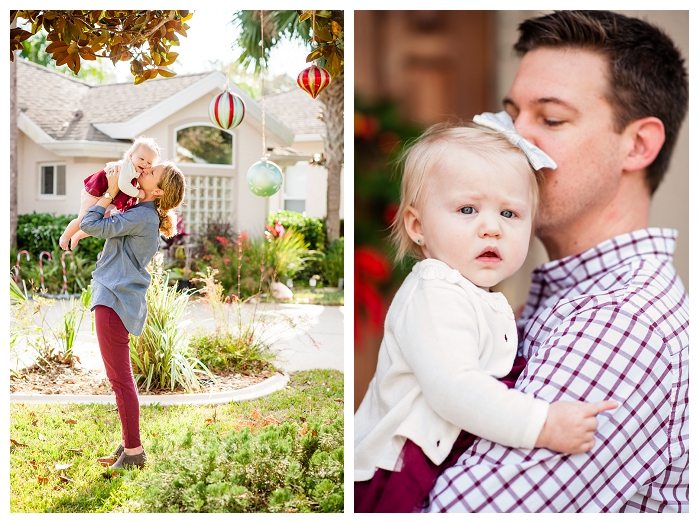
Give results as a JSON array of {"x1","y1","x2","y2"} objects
[
  {"x1": 38, "y1": 162, "x2": 67, "y2": 200},
  {"x1": 180, "y1": 174, "x2": 235, "y2": 235},
  {"x1": 282, "y1": 162, "x2": 308, "y2": 213},
  {"x1": 174, "y1": 123, "x2": 236, "y2": 169}
]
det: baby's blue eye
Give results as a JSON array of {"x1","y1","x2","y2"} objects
[
  {"x1": 460, "y1": 206, "x2": 475, "y2": 214},
  {"x1": 501, "y1": 210, "x2": 515, "y2": 218}
]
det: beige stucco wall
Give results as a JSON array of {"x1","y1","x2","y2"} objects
[
  {"x1": 154, "y1": 87, "x2": 287, "y2": 237},
  {"x1": 266, "y1": 137, "x2": 345, "y2": 223},
  {"x1": 17, "y1": 131, "x2": 115, "y2": 216},
  {"x1": 493, "y1": 10, "x2": 690, "y2": 306}
]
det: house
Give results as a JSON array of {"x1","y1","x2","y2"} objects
[{"x1": 15, "y1": 59, "x2": 342, "y2": 237}]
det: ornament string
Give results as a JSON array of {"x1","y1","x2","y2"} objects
[
  {"x1": 260, "y1": 10, "x2": 266, "y2": 160},
  {"x1": 311, "y1": 11, "x2": 316, "y2": 64}
]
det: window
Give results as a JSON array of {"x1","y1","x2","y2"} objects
[
  {"x1": 180, "y1": 175, "x2": 234, "y2": 234},
  {"x1": 40, "y1": 164, "x2": 66, "y2": 196},
  {"x1": 176, "y1": 125, "x2": 234, "y2": 165},
  {"x1": 283, "y1": 163, "x2": 308, "y2": 213}
]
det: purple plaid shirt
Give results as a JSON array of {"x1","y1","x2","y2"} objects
[{"x1": 426, "y1": 228, "x2": 688, "y2": 512}]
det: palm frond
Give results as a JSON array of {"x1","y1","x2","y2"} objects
[{"x1": 232, "y1": 10, "x2": 310, "y2": 72}]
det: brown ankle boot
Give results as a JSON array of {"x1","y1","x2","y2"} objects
[{"x1": 110, "y1": 450, "x2": 147, "y2": 470}]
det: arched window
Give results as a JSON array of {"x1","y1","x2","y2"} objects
[{"x1": 175, "y1": 125, "x2": 234, "y2": 165}]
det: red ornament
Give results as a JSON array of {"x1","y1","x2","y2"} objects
[
  {"x1": 297, "y1": 64, "x2": 331, "y2": 99},
  {"x1": 209, "y1": 90, "x2": 246, "y2": 130}
]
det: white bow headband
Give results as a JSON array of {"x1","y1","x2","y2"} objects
[{"x1": 473, "y1": 111, "x2": 558, "y2": 171}]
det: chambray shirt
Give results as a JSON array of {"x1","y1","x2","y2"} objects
[
  {"x1": 427, "y1": 228, "x2": 688, "y2": 512},
  {"x1": 80, "y1": 202, "x2": 160, "y2": 335}
]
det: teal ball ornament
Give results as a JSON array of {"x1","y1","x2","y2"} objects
[{"x1": 246, "y1": 160, "x2": 283, "y2": 197}]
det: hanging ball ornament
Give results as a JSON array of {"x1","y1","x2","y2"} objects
[
  {"x1": 297, "y1": 64, "x2": 332, "y2": 99},
  {"x1": 209, "y1": 90, "x2": 246, "y2": 130},
  {"x1": 246, "y1": 159, "x2": 283, "y2": 197}
]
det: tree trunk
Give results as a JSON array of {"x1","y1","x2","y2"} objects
[
  {"x1": 318, "y1": 74, "x2": 344, "y2": 243},
  {"x1": 10, "y1": 20, "x2": 18, "y2": 250}
]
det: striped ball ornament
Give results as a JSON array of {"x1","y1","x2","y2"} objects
[
  {"x1": 297, "y1": 64, "x2": 331, "y2": 99},
  {"x1": 209, "y1": 90, "x2": 246, "y2": 130}
]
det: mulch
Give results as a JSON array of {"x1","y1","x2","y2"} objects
[{"x1": 10, "y1": 362, "x2": 270, "y2": 397}]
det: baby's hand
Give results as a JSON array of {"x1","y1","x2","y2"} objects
[
  {"x1": 535, "y1": 399, "x2": 618, "y2": 454},
  {"x1": 137, "y1": 189, "x2": 146, "y2": 200},
  {"x1": 105, "y1": 167, "x2": 121, "y2": 196},
  {"x1": 105, "y1": 162, "x2": 121, "y2": 178}
]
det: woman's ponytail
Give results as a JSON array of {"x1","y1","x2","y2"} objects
[{"x1": 153, "y1": 161, "x2": 186, "y2": 237}]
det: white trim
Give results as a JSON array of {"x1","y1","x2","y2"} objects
[
  {"x1": 18, "y1": 111, "x2": 54, "y2": 144},
  {"x1": 293, "y1": 134, "x2": 323, "y2": 142},
  {"x1": 174, "y1": 122, "x2": 235, "y2": 167},
  {"x1": 38, "y1": 194, "x2": 68, "y2": 201},
  {"x1": 19, "y1": 112, "x2": 127, "y2": 158},
  {"x1": 93, "y1": 71, "x2": 295, "y2": 146},
  {"x1": 43, "y1": 141, "x2": 128, "y2": 158},
  {"x1": 38, "y1": 162, "x2": 67, "y2": 198}
]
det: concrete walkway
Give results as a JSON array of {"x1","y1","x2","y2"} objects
[{"x1": 10, "y1": 299, "x2": 344, "y2": 404}]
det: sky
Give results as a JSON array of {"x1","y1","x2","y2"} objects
[{"x1": 113, "y1": 9, "x2": 310, "y2": 83}]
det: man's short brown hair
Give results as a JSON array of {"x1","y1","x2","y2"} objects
[{"x1": 514, "y1": 10, "x2": 688, "y2": 194}]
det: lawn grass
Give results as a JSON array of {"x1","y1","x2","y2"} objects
[{"x1": 10, "y1": 369, "x2": 344, "y2": 513}]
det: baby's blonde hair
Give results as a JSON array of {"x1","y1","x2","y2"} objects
[
  {"x1": 389, "y1": 122, "x2": 542, "y2": 262},
  {"x1": 124, "y1": 136, "x2": 161, "y2": 161}
]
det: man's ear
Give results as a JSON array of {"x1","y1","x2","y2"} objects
[
  {"x1": 623, "y1": 116, "x2": 665, "y2": 173},
  {"x1": 404, "y1": 205, "x2": 424, "y2": 244},
  {"x1": 152, "y1": 188, "x2": 164, "y2": 197}
]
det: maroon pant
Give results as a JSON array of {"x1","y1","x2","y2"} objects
[
  {"x1": 94, "y1": 305, "x2": 141, "y2": 449},
  {"x1": 355, "y1": 355, "x2": 528, "y2": 513}
]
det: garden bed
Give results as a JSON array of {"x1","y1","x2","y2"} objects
[{"x1": 10, "y1": 362, "x2": 270, "y2": 396}]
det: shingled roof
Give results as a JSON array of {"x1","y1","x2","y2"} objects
[
  {"x1": 16, "y1": 59, "x2": 210, "y2": 143},
  {"x1": 263, "y1": 88, "x2": 325, "y2": 137},
  {"x1": 17, "y1": 59, "x2": 329, "y2": 151}
]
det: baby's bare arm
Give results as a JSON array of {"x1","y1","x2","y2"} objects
[{"x1": 535, "y1": 400, "x2": 617, "y2": 454}]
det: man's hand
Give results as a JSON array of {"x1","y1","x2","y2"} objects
[{"x1": 535, "y1": 400, "x2": 618, "y2": 454}]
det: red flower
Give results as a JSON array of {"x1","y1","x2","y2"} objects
[
  {"x1": 383, "y1": 203, "x2": 399, "y2": 226},
  {"x1": 265, "y1": 220, "x2": 286, "y2": 238},
  {"x1": 355, "y1": 246, "x2": 392, "y2": 348},
  {"x1": 216, "y1": 236, "x2": 231, "y2": 248}
]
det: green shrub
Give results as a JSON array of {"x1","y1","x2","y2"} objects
[
  {"x1": 267, "y1": 211, "x2": 326, "y2": 251},
  {"x1": 322, "y1": 237, "x2": 344, "y2": 287},
  {"x1": 138, "y1": 420, "x2": 344, "y2": 513},
  {"x1": 17, "y1": 212, "x2": 105, "y2": 261},
  {"x1": 195, "y1": 234, "x2": 274, "y2": 299},
  {"x1": 11, "y1": 246, "x2": 95, "y2": 295},
  {"x1": 13, "y1": 213, "x2": 105, "y2": 295},
  {"x1": 129, "y1": 255, "x2": 211, "y2": 392},
  {"x1": 190, "y1": 330, "x2": 273, "y2": 374},
  {"x1": 266, "y1": 230, "x2": 313, "y2": 283},
  {"x1": 194, "y1": 230, "x2": 312, "y2": 298}
]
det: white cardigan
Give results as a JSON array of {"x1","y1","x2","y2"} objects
[{"x1": 354, "y1": 259, "x2": 549, "y2": 482}]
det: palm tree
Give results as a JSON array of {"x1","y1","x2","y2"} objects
[
  {"x1": 10, "y1": 18, "x2": 18, "y2": 249},
  {"x1": 233, "y1": 10, "x2": 344, "y2": 243}
]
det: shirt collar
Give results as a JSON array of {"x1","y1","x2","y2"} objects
[{"x1": 531, "y1": 228, "x2": 678, "y2": 293}]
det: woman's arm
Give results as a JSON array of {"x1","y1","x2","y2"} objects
[
  {"x1": 80, "y1": 168, "x2": 145, "y2": 239},
  {"x1": 80, "y1": 205, "x2": 145, "y2": 239}
]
